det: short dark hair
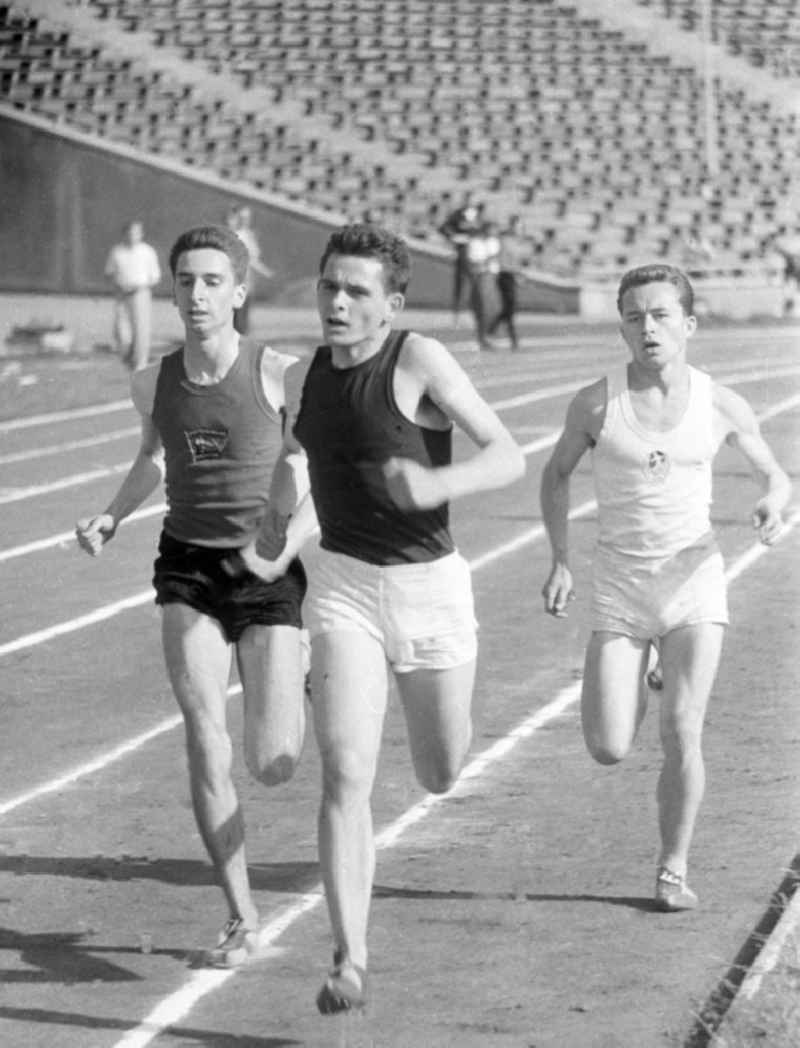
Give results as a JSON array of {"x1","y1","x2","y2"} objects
[
  {"x1": 168, "y1": 225, "x2": 250, "y2": 283},
  {"x1": 319, "y1": 223, "x2": 411, "y2": 293},
  {"x1": 616, "y1": 263, "x2": 695, "y2": 315}
]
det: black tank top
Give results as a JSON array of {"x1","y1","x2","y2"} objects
[
  {"x1": 294, "y1": 329, "x2": 455, "y2": 565},
  {"x1": 152, "y1": 341, "x2": 283, "y2": 547}
]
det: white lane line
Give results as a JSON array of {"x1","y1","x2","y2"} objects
[
  {"x1": 110, "y1": 516, "x2": 800, "y2": 1048},
  {"x1": 0, "y1": 684, "x2": 242, "y2": 818},
  {"x1": 0, "y1": 463, "x2": 129, "y2": 505},
  {"x1": 0, "y1": 426, "x2": 140, "y2": 466},
  {"x1": 0, "y1": 398, "x2": 132, "y2": 433},
  {"x1": 0, "y1": 503, "x2": 166, "y2": 564},
  {"x1": 0, "y1": 590, "x2": 154, "y2": 658},
  {"x1": 756, "y1": 391, "x2": 800, "y2": 424},
  {"x1": 737, "y1": 887, "x2": 800, "y2": 1001}
]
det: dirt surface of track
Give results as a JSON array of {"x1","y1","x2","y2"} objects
[{"x1": 1, "y1": 306, "x2": 798, "y2": 1047}]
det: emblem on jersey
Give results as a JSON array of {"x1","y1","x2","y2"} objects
[
  {"x1": 184, "y1": 428, "x2": 229, "y2": 461},
  {"x1": 644, "y1": 449, "x2": 670, "y2": 481}
]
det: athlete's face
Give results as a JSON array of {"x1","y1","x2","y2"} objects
[
  {"x1": 619, "y1": 281, "x2": 696, "y2": 370},
  {"x1": 173, "y1": 248, "x2": 246, "y2": 337},
  {"x1": 316, "y1": 254, "x2": 403, "y2": 351}
]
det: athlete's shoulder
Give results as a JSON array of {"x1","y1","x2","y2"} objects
[
  {"x1": 711, "y1": 380, "x2": 758, "y2": 435},
  {"x1": 398, "y1": 330, "x2": 454, "y2": 371},
  {"x1": 574, "y1": 376, "x2": 607, "y2": 413},
  {"x1": 565, "y1": 377, "x2": 607, "y2": 440}
]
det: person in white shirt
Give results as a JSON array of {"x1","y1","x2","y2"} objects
[
  {"x1": 104, "y1": 220, "x2": 162, "y2": 370},
  {"x1": 540, "y1": 263, "x2": 791, "y2": 912},
  {"x1": 225, "y1": 206, "x2": 275, "y2": 335},
  {"x1": 464, "y1": 220, "x2": 501, "y2": 351}
]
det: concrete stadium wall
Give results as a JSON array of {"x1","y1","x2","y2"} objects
[{"x1": 0, "y1": 113, "x2": 580, "y2": 313}]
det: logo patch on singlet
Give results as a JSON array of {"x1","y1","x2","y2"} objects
[
  {"x1": 184, "y1": 428, "x2": 229, "y2": 461},
  {"x1": 644, "y1": 449, "x2": 670, "y2": 482}
]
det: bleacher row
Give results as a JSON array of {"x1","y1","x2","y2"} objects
[
  {"x1": 635, "y1": 0, "x2": 799, "y2": 82},
  {"x1": 1, "y1": 0, "x2": 798, "y2": 279}
]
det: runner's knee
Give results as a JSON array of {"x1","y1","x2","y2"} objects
[
  {"x1": 660, "y1": 708, "x2": 704, "y2": 757},
  {"x1": 319, "y1": 745, "x2": 376, "y2": 803},
  {"x1": 244, "y1": 741, "x2": 300, "y2": 786},
  {"x1": 415, "y1": 757, "x2": 463, "y2": 794},
  {"x1": 584, "y1": 730, "x2": 630, "y2": 765}
]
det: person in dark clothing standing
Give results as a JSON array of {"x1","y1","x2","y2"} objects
[
  {"x1": 438, "y1": 190, "x2": 483, "y2": 324},
  {"x1": 487, "y1": 214, "x2": 529, "y2": 351}
]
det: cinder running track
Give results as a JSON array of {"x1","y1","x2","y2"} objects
[{"x1": 1, "y1": 307, "x2": 798, "y2": 1048}]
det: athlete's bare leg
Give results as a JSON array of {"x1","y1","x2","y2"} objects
[
  {"x1": 395, "y1": 660, "x2": 475, "y2": 794},
  {"x1": 311, "y1": 629, "x2": 388, "y2": 973},
  {"x1": 162, "y1": 603, "x2": 256, "y2": 928},
  {"x1": 581, "y1": 631, "x2": 651, "y2": 764},
  {"x1": 656, "y1": 622, "x2": 724, "y2": 875},
  {"x1": 236, "y1": 623, "x2": 306, "y2": 786}
]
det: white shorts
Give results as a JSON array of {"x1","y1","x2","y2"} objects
[
  {"x1": 591, "y1": 539, "x2": 729, "y2": 640},
  {"x1": 304, "y1": 548, "x2": 478, "y2": 673}
]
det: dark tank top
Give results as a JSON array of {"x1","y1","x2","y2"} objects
[
  {"x1": 293, "y1": 329, "x2": 455, "y2": 565},
  {"x1": 152, "y1": 341, "x2": 283, "y2": 547}
]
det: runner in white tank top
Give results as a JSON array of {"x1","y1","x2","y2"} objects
[{"x1": 540, "y1": 264, "x2": 791, "y2": 912}]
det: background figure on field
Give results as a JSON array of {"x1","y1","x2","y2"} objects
[
  {"x1": 438, "y1": 190, "x2": 483, "y2": 325},
  {"x1": 487, "y1": 214, "x2": 529, "y2": 352},
  {"x1": 226, "y1": 205, "x2": 275, "y2": 335},
  {"x1": 104, "y1": 220, "x2": 161, "y2": 370},
  {"x1": 465, "y1": 217, "x2": 501, "y2": 351},
  {"x1": 767, "y1": 226, "x2": 800, "y2": 316}
]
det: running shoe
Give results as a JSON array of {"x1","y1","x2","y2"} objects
[
  {"x1": 204, "y1": 917, "x2": 262, "y2": 968},
  {"x1": 655, "y1": 866, "x2": 698, "y2": 911},
  {"x1": 316, "y1": 951, "x2": 368, "y2": 1014}
]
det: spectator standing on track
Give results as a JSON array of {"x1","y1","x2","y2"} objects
[
  {"x1": 243, "y1": 223, "x2": 525, "y2": 1013},
  {"x1": 486, "y1": 214, "x2": 529, "y2": 352},
  {"x1": 226, "y1": 205, "x2": 275, "y2": 335},
  {"x1": 540, "y1": 263, "x2": 791, "y2": 911},
  {"x1": 438, "y1": 189, "x2": 483, "y2": 326},
  {"x1": 767, "y1": 226, "x2": 800, "y2": 316},
  {"x1": 464, "y1": 217, "x2": 501, "y2": 352},
  {"x1": 104, "y1": 220, "x2": 161, "y2": 370},
  {"x1": 77, "y1": 224, "x2": 309, "y2": 967}
]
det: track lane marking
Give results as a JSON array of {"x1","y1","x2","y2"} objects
[
  {"x1": 0, "y1": 398, "x2": 133, "y2": 433},
  {"x1": 0, "y1": 426, "x2": 140, "y2": 466},
  {"x1": 0, "y1": 503, "x2": 166, "y2": 564}
]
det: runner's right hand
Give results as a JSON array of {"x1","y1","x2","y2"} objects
[
  {"x1": 541, "y1": 564, "x2": 575, "y2": 618},
  {"x1": 75, "y1": 513, "x2": 116, "y2": 556}
]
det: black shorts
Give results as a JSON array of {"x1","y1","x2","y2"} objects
[{"x1": 152, "y1": 531, "x2": 306, "y2": 643}]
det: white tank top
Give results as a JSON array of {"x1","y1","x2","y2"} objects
[{"x1": 592, "y1": 365, "x2": 715, "y2": 558}]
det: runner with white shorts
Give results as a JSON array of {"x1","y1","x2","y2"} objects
[
  {"x1": 540, "y1": 263, "x2": 791, "y2": 912},
  {"x1": 242, "y1": 222, "x2": 525, "y2": 1013}
]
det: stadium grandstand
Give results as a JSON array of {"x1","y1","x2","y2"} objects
[{"x1": 0, "y1": 0, "x2": 797, "y2": 314}]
